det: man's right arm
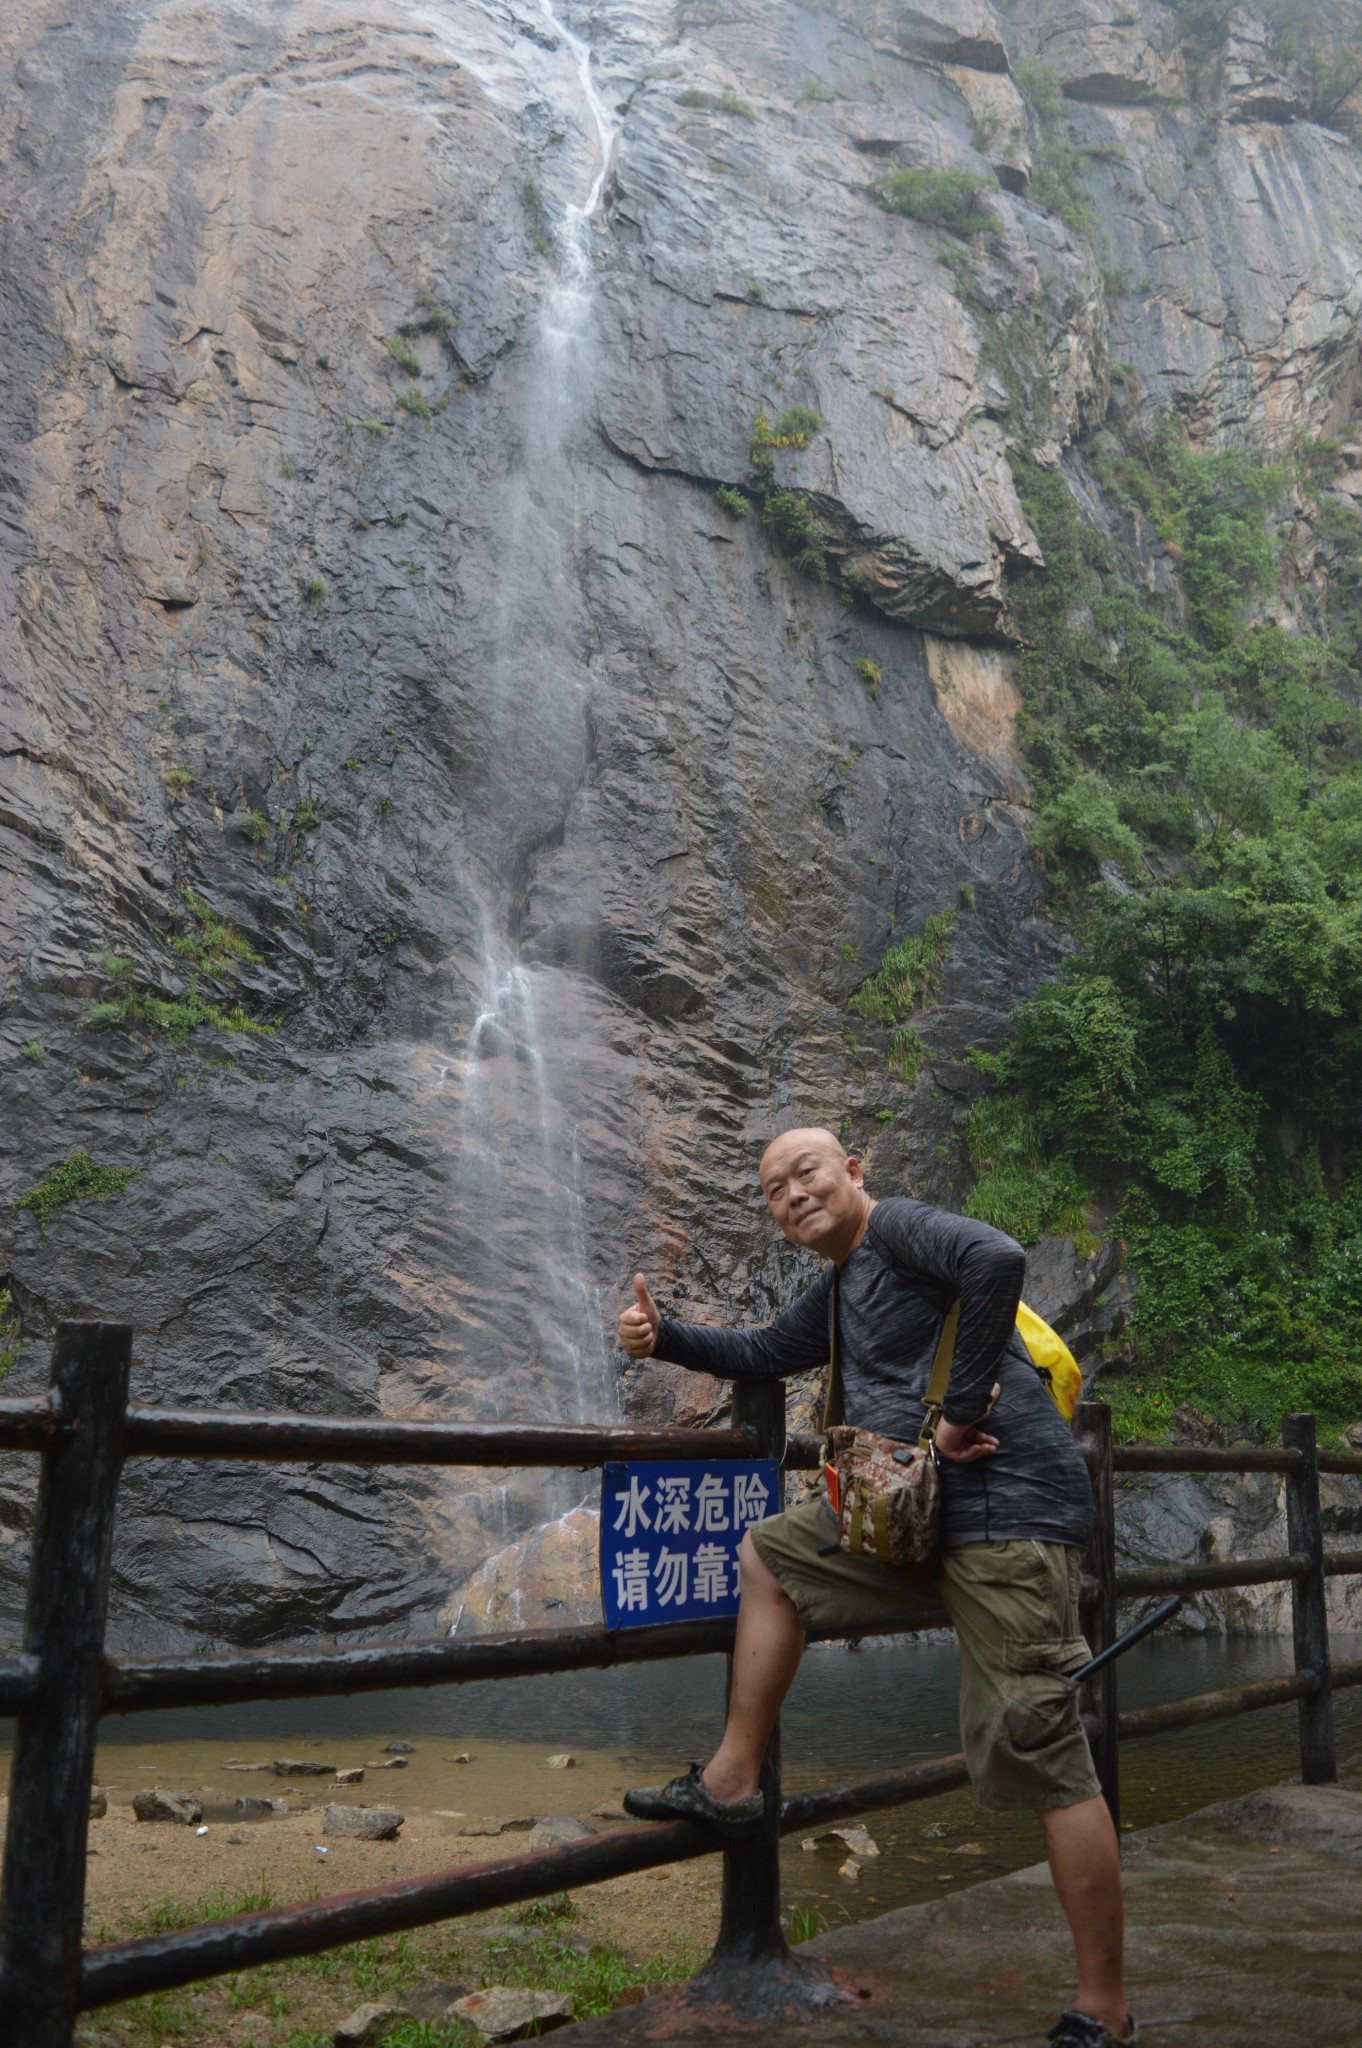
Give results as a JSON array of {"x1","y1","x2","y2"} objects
[{"x1": 617, "y1": 1269, "x2": 832, "y2": 1382}]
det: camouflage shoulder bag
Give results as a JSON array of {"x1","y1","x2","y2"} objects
[{"x1": 821, "y1": 1273, "x2": 957, "y2": 1571}]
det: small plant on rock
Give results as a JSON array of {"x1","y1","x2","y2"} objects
[
  {"x1": 303, "y1": 576, "x2": 327, "y2": 608},
  {"x1": 171, "y1": 887, "x2": 260, "y2": 974},
  {"x1": 20, "y1": 1040, "x2": 46, "y2": 1061},
  {"x1": 870, "y1": 166, "x2": 1001, "y2": 238},
  {"x1": 714, "y1": 485, "x2": 749, "y2": 517},
  {"x1": 162, "y1": 765, "x2": 193, "y2": 794},
  {"x1": 855, "y1": 658, "x2": 883, "y2": 694},
  {"x1": 238, "y1": 809, "x2": 269, "y2": 844},
  {"x1": 762, "y1": 489, "x2": 828, "y2": 579},
  {"x1": 396, "y1": 390, "x2": 432, "y2": 423},
  {"x1": 384, "y1": 335, "x2": 422, "y2": 377},
  {"x1": 677, "y1": 86, "x2": 756, "y2": 120}
]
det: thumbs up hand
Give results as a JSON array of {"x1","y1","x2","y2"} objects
[{"x1": 618, "y1": 1273, "x2": 661, "y2": 1359}]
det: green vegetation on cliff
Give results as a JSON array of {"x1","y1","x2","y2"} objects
[
  {"x1": 966, "y1": 428, "x2": 1362, "y2": 1440},
  {"x1": 16, "y1": 1154, "x2": 141, "y2": 1228}
]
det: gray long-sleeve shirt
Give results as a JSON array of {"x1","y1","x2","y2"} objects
[{"x1": 653, "y1": 1196, "x2": 1093, "y2": 1550}]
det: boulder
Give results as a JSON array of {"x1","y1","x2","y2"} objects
[
  {"x1": 402, "y1": 1981, "x2": 469, "y2": 2022},
  {"x1": 235, "y1": 1795, "x2": 284, "y2": 1815},
  {"x1": 527, "y1": 1815, "x2": 595, "y2": 1850},
  {"x1": 333, "y1": 2001, "x2": 399, "y2": 2048},
  {"x1": 272, "y1": 1759, "x2": 336, "y2": 1777},
  {"x1": 545, "y1": 1754, "x2": 576, "y2": 1769},
  {"x1": 133, "y1": 1789, "x2": 202, "y2": 1825},
  {"x1": 449, "y1": 1987, "x2": 574, "y2": 2042},
  {"x1": 89, "y1": 1785, "x2": 108, "y2": 1819},
  {"x1": 334, "y1": 1768, "x2": 365, "y2": 1786},
  {"x1": 384, "y1": 1742, "x2": 415, "y2": 1756},
  {"x1": 323, "y1": 1804, "x2": 404, "y2": 1841},
  {"x1": 803, "y1": 1824, "x2": 880, "y2": 1858}
]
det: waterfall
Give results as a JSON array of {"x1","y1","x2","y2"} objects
[{"x1": 437, "y1": 1, "x2": 622, "y2": 1631}]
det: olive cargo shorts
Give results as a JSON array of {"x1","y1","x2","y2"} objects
[{"x1": 748, "y1": 1496, "x2": 1100, "y2": 1812}]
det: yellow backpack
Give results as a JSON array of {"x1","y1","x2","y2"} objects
[{"x1": 1014, "y1": 1300, "x2": 1083, "y2": 1419}]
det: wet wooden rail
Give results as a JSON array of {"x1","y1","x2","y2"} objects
[{"x1": 0, "y1": 1321, "x2": 1358, "y2": 2041}]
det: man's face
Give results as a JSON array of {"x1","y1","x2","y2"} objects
[{"x1": 759, "y1": 1134, "x2": 865, "y2": 1256}]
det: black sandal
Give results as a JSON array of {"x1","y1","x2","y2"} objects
[
  {"x1": 1046, "y1": 2012, "x2": 1138, "y2": 2047},
  {"x1": 623, "y1": 1762, "x2": 763, "y2": 1840}
]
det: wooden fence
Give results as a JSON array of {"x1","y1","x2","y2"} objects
[{"x1": 2, "y1": 1322, "x2": 1361, "y2": 2041}]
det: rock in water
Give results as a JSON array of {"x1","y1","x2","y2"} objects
[
  {"x1": 332, "y1": 2001, "x2": 399, "y2": 2047},
  {"x1": 545, "y1": 1754, "x2": 576, "y2": 1769},
  {"x1": 334, "y1": 1767, "x2": 365, "y2": 1785},
  {"x1": 323, "y1": 1804, "x2": 404, "y2": 1841},
  {"x1": 89, "y1": 1785, "x2": 108, "y2": 1819},
  {"x1": 384, "y1": 1741, "x2": 415, "y2": 1755},
  {"x1": 450, "y1": 1987, "x2": 574, "y2": 2041},
  {"x1": 273, "y1": 1758, "x2": 336, "y2": 1776},
  {"x1": 133, "y1": 1789, "x2": 203, "y2": 1825},
  {"x1": 811, "y1": 1824, "x2": 880, "y2": 1858}
]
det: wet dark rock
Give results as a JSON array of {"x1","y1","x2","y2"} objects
[
  {"x1": 384, "y1": 1741, "x2": 415, "y2": 1755},
  {"x1": 323, "y1": 1804, "x2": 404, "y2": 1841},
  {"x1": 3, "y1": 0, "x2": 1362, "y2": 1652},
  {"x1": 132, "y1": 1789, "x2": 202, "y2": 1825},
  {"x1": 272, "y1": 1759, "x2": 335, "y2": 1777}
]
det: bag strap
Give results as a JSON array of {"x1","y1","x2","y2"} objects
[
  {"x1": 823, "y1": 1265, "x2": 960, "y2": 1448},
  {"x1": 917, "y1": 1299, "x2": 960, "y2": 1450},
  {"x1": 822, "y1": 1268, "x2": 843, "y2": 1431}
]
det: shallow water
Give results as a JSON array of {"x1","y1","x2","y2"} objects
[{"x1": 5, "y1": 1634, "x2": 1359, "y2": 1926}]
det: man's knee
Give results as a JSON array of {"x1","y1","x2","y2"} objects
[{"x1": 738, "y1": 1529, "x2": 792, "y2": 1605}]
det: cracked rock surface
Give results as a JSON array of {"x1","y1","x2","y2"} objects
[{"x1": 2, "y1": 0, "x2": 1360, "y2": 1646}]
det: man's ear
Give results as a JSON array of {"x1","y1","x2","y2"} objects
[{"x1": 846, "y1": 1155, "x2": 864, "y2": 1186}]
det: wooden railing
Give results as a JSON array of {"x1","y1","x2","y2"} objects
[{"x1": 1, "y1": 1322, "x2": 1360, "y2": 2041}]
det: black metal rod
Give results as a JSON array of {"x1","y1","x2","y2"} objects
[
  {"x1": 0, "y1": 1324, "x2": 131, "y2": 2048},
  {"x1": 1282, "y1": 1412, "x2": 1336, "y2": 1783},
  {"x1": 120, "y1": 1410, "x2": 760, "y2": 1466},
  {"x1": 79, "y1": 1820, "x2": 714, "y2": 2010},
  {"x1": 0, "y1": 1398, "x2": 58, "y2": 1452},
  {"x1": 1115, "y1": 1553, "x2": 1309, "y2": 1597},
  {"x1": 1070, "y1": 1597, "x2": 1182, "y2": 1685},
  {"x1": 1076, "y1": 1401, "x2": 1119, "y2": 1827},
  {"x1": 1323, "y1": 1550, "x2": 1362, "y2": 1576},
  {"x1": 1318, "y1": 1453, "x2": 1362, "y2": 1475},
  {"x1": 0, "y1": 1656, "x2": 43, "y2": 1716}
]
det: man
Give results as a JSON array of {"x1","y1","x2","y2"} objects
[{"x1": 616, "y1": 1128, "x2": 1133, "y2": 2048}]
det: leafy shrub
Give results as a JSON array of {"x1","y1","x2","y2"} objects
[
  {"x1": 714, "y1": 485, "x2": 749, "y2": 516},
  {"x1": 397, "y1": 390, "x2": 432, "y2": 422},
  {"x1": 162, "y1": 765, "x2": 193, "y2": 794},
  {"x1": 171, "y1": 888, "x2": 260, "y2": 974},
  {"x1": 870, "y1": 167, "x2": 1000, "y2": 237},
  {"x1": 855, "y1": 657, "x2": 883, "y2": 694},
  {"x1": 303, "y1": 576, "x2": 327, "y2": 607},
  {"x1": 20, "y1": 1040, "x2": 45, "y2": 1060}
]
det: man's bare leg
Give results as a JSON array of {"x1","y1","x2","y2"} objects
[
  {"x1": 1039, "y1": 1795, "x2": 1128, "y2": 2036},
  {"x1": 701, "y1": 1531, "x2": 806, "y2": 1802}
]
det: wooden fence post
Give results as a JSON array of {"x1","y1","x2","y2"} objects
[
  {"x1": 1076, "y1": 1400, "x2": 1120, "y2": 1829},
  {"x1": 0, "y1": 1323, "x2": 131, "y2": 2048},
  {"x1": 685, "y1": 1377, "x2": 850, "y2": 2015},
  {"x1": 1282, "y1": 1411, "x2": 1335, "y2": 1784}
]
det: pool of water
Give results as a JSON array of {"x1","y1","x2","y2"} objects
[{"x1": 6, "y1": 1633, "x2": 1359, "y2": 1925}]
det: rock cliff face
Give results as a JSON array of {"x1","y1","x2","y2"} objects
[{"x1": 2, "y1": 0, "x2": 1359, "y2": 1646}]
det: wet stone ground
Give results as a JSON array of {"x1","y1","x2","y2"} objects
[{"x1": 570, "y1": 1782, "x2": 1362, "y2": 2048}]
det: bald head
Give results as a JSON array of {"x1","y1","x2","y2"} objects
[
  {"x1": 759, "y1": 1127, "x2": 873, "y2": 1264},
  {"x1": 758, "y1": 1126, "x2": 846, "y2": 1183}
]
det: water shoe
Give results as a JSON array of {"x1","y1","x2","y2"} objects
[
  {"x1": 1046, "y1": 2013, "x2": 1138, "y2": 2047},
  {"x1": 623, "y1": 1762, "x2": 763, "y2": 1840}
]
